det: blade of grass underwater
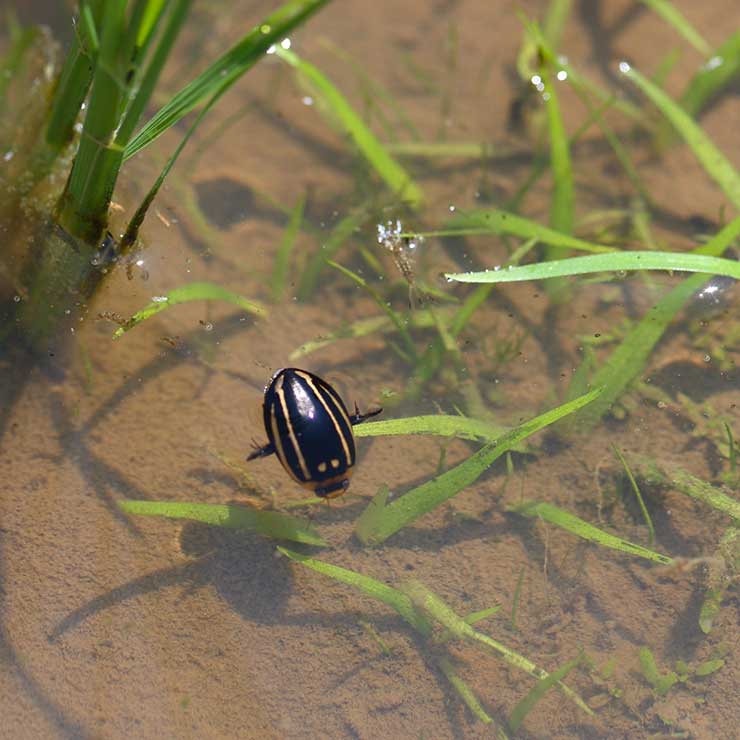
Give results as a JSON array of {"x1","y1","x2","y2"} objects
[
  {"x1": 276, "y1": 47, "x2": 423, "y2": 208},
  {"x1": 113, "y1": 282, "x2": 265, "y2": 338},
  {"x1": 640, "y1": 0, "x2": 711, "y2": 56},
  {"x1": 439, "y1": 210, "x2": 616, "y2": 254},
  {"x1": 278, "y1": 551, "x2": 501, "y2": 727},
  {"x1": 637, "y1": 459, "x2": 740, "y2": 522},
  {"x1": 123, "y1": 0, "x2": 330, "y2": 161},
  {"x1": 355, "y1": 415, "x2": 515, "y2": 446},
  {"x1": 355, "y1": 389, "x2": 602, "y2": 545},
  {"x1": 613, "y1": 446, "x2": 655, "y2": 545},
  {"x1": 436, "y1": 656, "x2": 495, "y2": 726},
  {"x1": 445, "y1": 251, "x2": 740, "y2": 284},
  {"x1": 571, "y1": 213, "x2": 740, "y2": 427},
  {"x1": 401, "y1": 580, "x2": 592, "y2": 717},
  {"x1": 680, "y1": 31, "x2": 740, "y2": 118},
  {"x1": 297, "y1": 208, "x2": 370, "y2": 301},
  {"x1": 278, "y1": 548, "x2": 431, "y2": 632},
  {"x1": 508, "y1": 654, "x2": 582, "y2": 732},
  {"x1": 118, "y1": 500, "x2": 326, "y2": 545},
  {"x1": 328, "y1": 260, "x2": 417, "y2": 360},
  {"x1": 271, "y1": 193, "x2": 305, "y2": 302},
  {"x1": 509, "y1": 500, "x2": 673, "y2": 564},
  {"x1": 621, "y1": 64, "x2": 740, "y2": 209},
  {"x1": 289, "y1": 310, "x2": 442, "y2": 359}
]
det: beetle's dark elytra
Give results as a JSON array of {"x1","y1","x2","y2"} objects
[{"x1": 247, "y1": 368, "x2": 381, "y2": 498}]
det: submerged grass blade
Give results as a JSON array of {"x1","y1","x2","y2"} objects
[
  {"x1": 118, "y1": 500, "x2": 326, "y2": 545},
  {"x1": 509, "y1": 500, "x2": 673, "y2": 564},
  {"x1": 355, "y1": 414, "x2": 525, "y2": 450},
  {"x1": 124, "y1": 0, "x2": 330, "y2": 161},
  {"x1": 680, "y1": 31, "x2": 740, "y2": 118},
  {"x1": 278, "y1": 548, "x2": 431, "y2": 632},
  {"x1": 621, "y1": 64, "x2": 740, "y2": 209},
  {"x1": 613, "y1": 446, "x2": 655, "y2": 544},
  {"x1": 355, "y1": 389, "x2": 602, "y2": 545},
  {"x1": 113, "y1": 282, "x2": 265, "y2": 337},
  {"x1": 436, "y1": 657, "x2": 495, "y2": 725},
  {"x1": 328, "y1": 260, "x2": 416, "y2": 360},
  {"x1": 439, "y1": 210, "x2": 617, "y2": 254},
  {"x1": 401, "y1": 580, "x2": 592, "y2": 717},
  {"x1": 271, "y1": 193, "x2": 305, "y2": 302},
  {"x1": 640, "y1": 0, "x2": 711, "y2": 56},
  {"x1": 509, "y1": 654, "x2": 582, "y2": 732},
  {"x1": 445, "y1": 251, "x2": 740, "y2": 284},
  {"x1": 276, "y1": 47, "x2": 423, "y2": 207}
]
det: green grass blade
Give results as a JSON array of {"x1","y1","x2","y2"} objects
[
  {"x1": 115, "y1": 0, "x2": 192, "y2": 148},
  {"x1": 439, "y1": 210, "x2": 617, "y2": 254},
  {"x1": 638, "y1": 460, "x2": 740, "y2": 521},
  {"x1": 278, "y1": 548, "x2": 431, "y2": 633},
  {"x1": 621, "y1": 63, "x2": 740, "y2": 209},
  {"x1": 445, "y1": 251, "x2": 740, "y2": 284},
  {"x1": 118, "y1": 500, "x2": 326, "y2": 545},
  {"x1": 355, "y1": 415, "x2": 518, "y2": 447},
  {"x1": 276, "y1": 47, "x2": 423, "y2": 207},
  {"x1": 123, "y1": 0, "x2": 330, "y2": 161},
  {"x1": 613, "y1": 446, "x2": 655, "y2": 544},
  {"x1": 355, "y1": 389, "x2": 602, "y2": 545},
  {"x1": 509, "y1": 654, "x2": 582, "y2": 732},
  {"x1": 640, "y1": 0, "x2": 711, "y2": 56},
  {"x1": 113, "y1": 282, "x2": 266, "y2": 338},
  {"x1": 436, "y1": 656, "x2": 495, "y2": 725},
  {"x1": 571, "y1": 214, "x2": 740, "y2": 426},
  {"x1": 680, "y1": 31, "x2": 740, "y2": 117},
  {"x1": 297, "y1": 208, "x2": 370, "y2": 301},
  {"x1": 509, "y1": 500, "x2": 673, "y2": 564},
  {"x1": 271, "y1": 194, "x2": 305, "y2": 302},
  {"x1": 401, "y1": 581, "x2": 592, "y2": 717},
  {"x1": 328, "y1": 260, "x2": 416, "y2": 360}
]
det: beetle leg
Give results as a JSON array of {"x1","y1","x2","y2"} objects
[
  {"x1": 246, "y1": 440, "x2": 275, "y2": 461},
  {"x1": 349, "y1": 402, "x2": 382, "y2": 425}
]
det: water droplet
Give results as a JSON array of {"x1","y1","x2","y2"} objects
[
  {"x1": 618, "y1": 61, "x2": 631, "y2": 74},
  {"x1": 448, "y1": 204, "x2": 456, "y2": 213},
  {"x1": 556, "y1": 70, "x2": 568, "y2": 81},
  {"x1": 281, "y1": 38, "x2": 291, "y2": 49},
  {"x1": 152, "y1": 295, "x2": 169, "y2": 303},
  {"x1": 302, "y1": 96, "x2": 314, "y2": 106}
]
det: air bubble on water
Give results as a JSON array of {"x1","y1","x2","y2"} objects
[
  {"x1": 556, "y1": 70, "x2": 568, "y2": 81},
  {"x1": 281, "y1": 38, "x2": 291, "y2": 50},
  {"x1": 449, "y1": 204, "x2": 456, "y2": 213},
  {"x1": 302, "y1": 96, "x2": 314, "y2": 106},
  {"x1": 13, "y1": 295, "x2": 20, "y2": 303},
  {"x1": 152, "y1": 295, "x2": 169, "y2": 303},
  {"x1": 203, "y1": 322, "x2": 213, "y2": 332},
  {"x1": 618, "y1": 61, "x2": 631, "y2": 74},
  {"x1": 703, "y1": 354, "x2": 711, "y2": 363}
]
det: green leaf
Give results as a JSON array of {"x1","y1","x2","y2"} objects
[
  {"x1": 113, "y1": 282, "x2": 265, "y2": 338},
  {"x1": 639, "y1": 647, "x2": 679, "y2": 695},
  {"x1": 271, "y1": 194, "x2": 305, "y2": 302},
  {"x1": 278, "y1": 547, "x2": 431, "y2": 632},
  {"x1": 276, "y1": 47, "x2": 423, "y2": 208},
  {"x1": 621, "y1": 63, "x2": 740, "y2": 209},
  {"x1": 118, "y1": 500, "x2": 326, "y2": 545},
  {"x1": 510, "y1": 500, "x2": 673, "y2": 564},
  {"x1": 355, "y1": 389, "x2": 602, "y2": 545},
  {"x1": 440, "y1": 210, "x2": 617, "y2": 254},
  {"x1": 640, "y1": 0, "x2": 711, "y2": 56},
  {"x1": 509, "y1": 654, "x2": 582, "y2": 732},
  {"x1": 694, "y1": 658, "x2": 725, "y2": 677},
  {"x1": 445, "y1": 251, "x2": 740, "y2": 284},
  {"x1": 123, "y1": 0, "x2": 331, "y2": 161}
]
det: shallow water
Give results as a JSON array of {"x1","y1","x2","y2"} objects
[{"x1": 1, "y1": 1, "x2": 739, "y2": 738}]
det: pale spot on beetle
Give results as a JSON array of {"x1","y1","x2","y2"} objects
[
  {"x1": 331, "y1": 459, "x2": 340, "y2": 469},
  {"x1": 317, "y1": 462, "x2": 327, "y2": 473}
]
